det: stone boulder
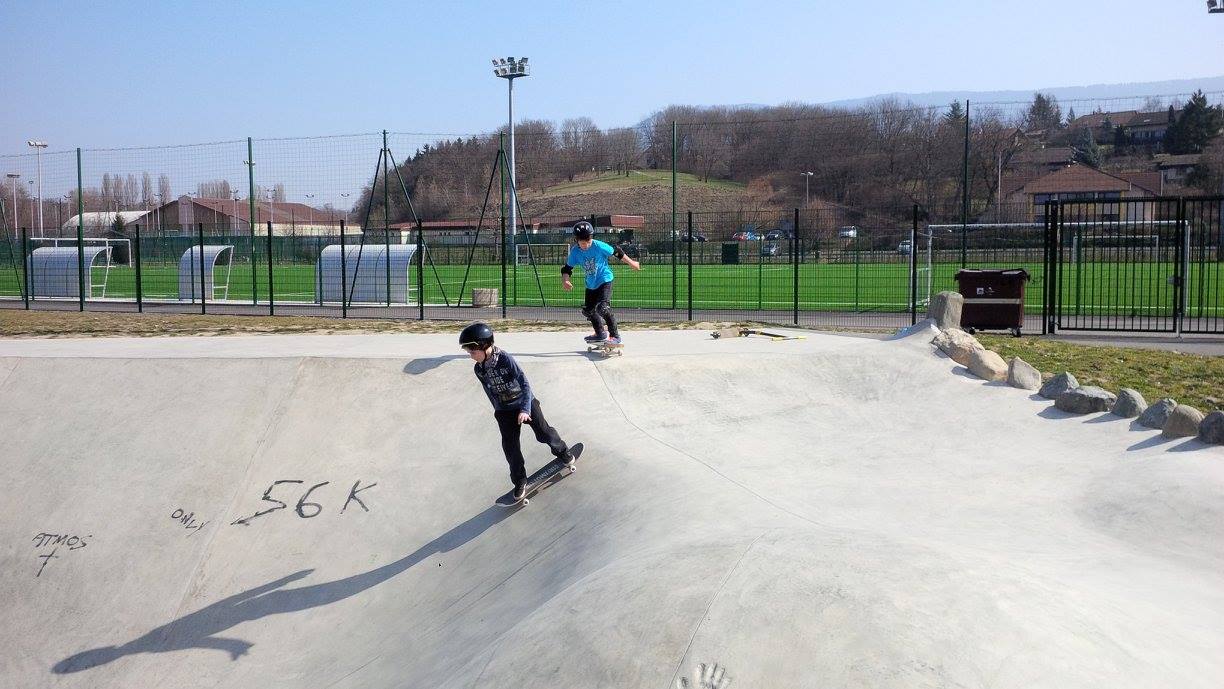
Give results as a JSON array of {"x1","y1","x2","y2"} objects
[
  {"x1": 932, "y1": 328, "x2": 983, "y2": 366},
  {"x1": 1007, "y1": 357, "x2": 1041, "y2": 390},
  {"x1": 1111, "y1": 389, "x2": 1147, "y2": 418},
  {"x1": 927, "y1": 291, "x2": 963, "y2": 330},
  {"x1": 1138, "y1": 398, "x2": 1177, "y2": 430},
  {"x1": 1055, "y1": 386, "x2": 1117, "y2": 414},
  {"x1": 1199, "y1": 411, "x2": 1224, "y2": 445},
  {"x1": 1039, "y1": 372, "x2": 1078, "y2": 400},
  {"x1": 1163, "y1": 405, "x2": 1205, "y2": 439},
  {"x1": 967, "y1": 349, "x2": 1008, "y2": 381}
]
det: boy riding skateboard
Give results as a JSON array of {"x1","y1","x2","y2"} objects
[
  {"x1": 461, "y1": 322, "x2": 574, "y2": 502},
  {"x1": 562, "y1": 220, "x2": 641, "y2": 345}
]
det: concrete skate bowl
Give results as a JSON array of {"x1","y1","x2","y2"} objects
[{"x1": 1, "y1": 328, "x2": 1221, "y2": 688}]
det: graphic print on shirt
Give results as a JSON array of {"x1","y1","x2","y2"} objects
[{"x1": 478, "y1": 352, "x2": 523, "y2": 404}]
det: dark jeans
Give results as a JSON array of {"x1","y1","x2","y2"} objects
[
  {"x1": 583, "y1": 280, "x2": 619, "y2": 337},
  {"x1": 494, "y1": 398, "x2": 569, "y2": 486}
]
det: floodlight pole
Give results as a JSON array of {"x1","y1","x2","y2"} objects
[
  {"x1": 27, "y1": 141, "x2": 47, "y2": 233},
  {"x1": 801, "y1": 171, "x2": 813, "y2": 207},
  {"x1": 493, "y1": 57, "x2": 529, "y2": 254}
]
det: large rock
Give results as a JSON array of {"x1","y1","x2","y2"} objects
[
  {"x1": 932, "y1": 328, "x2": 983, "y2": 366},
  {"x1": 967, "y1": 349, "x2": 1008, "y2": 381},
  {"x1": 1163, "y1": 405, "x2": 1205, "y2": 438},
  {"x1": 1039, "y1": 372, "x2": 1079, "y2": 400},
  {"x1": 1007, "y1": 357, "x2": 1042, "y2": 390},
  {"x1": 1055, "y1": 386, "x2": 1117, "y2": 414},
  {"x1": 927, "y1": 291, "x2": 963, "y2": 330},
  {"x1": 1199, "y1": 411, "x2": 1224, "y2": 445},
  {"x1": 471, "y1": 288, "x2": 499, "y2": 307},
  {"x1": 1138, "y1": 398, "x2": 1177, "y2": 430},
  {"x1": 1111, "y1": 388, "x2": 1147, "y2": 418}
]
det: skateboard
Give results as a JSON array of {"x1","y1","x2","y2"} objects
[
  {"x1": 587, "y1": 341, "x2": 624, "y2": 356},
  {"x1": 495, "y1": 442, "x2": 585, "y2": 508},
  {"x1": 711, "y1": 327, "x2": 805, "y2": 341}
]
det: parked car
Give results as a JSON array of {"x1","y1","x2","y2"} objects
[
  {"x1": 760, "y1": 241, "x2": 780, "y2": 257},
  {"x1": 731, "y1": 231, "x2": 762, "y2": 241},
  {"x1": 897, "y1": 239, "x2": 912, "y2": 255},
  {"x1": 837, "y1": 226, "x2": 859, "y2": 238},
  {"x1": 765, "y1": 229, "x2": 794, "y2": 241},
  {"x1": 681, "y1": 231, "x2": 707, "y2": 242}
]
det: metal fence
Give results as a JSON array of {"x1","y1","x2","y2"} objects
[
  {"x1": 3, "y1": 198, "x2": 1221, "y2": 335},
  {"x1": 2, "y1": 90, "x2": 1223, "y2": 333}
]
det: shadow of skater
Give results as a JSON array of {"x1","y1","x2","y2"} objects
[
  {"x1": 53, "y1": 506, "x2": 511, "y2": 674},
  {"x1": 403, "y1": 355, "x2": 467, "y2": 375}
]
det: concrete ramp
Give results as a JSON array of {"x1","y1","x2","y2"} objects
[{"x1": 1, "y1": 329, "x2": 1222, "y2": 688}]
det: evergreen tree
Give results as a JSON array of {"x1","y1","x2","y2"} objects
[
  {"x1": 1165, "y1": 90, "x2": 1224, "y2": 154},
  {"x1": 1066, "y1": 106, "x2": 1076, "y2": 125},
  {"x1": 1074, "y1": 128, "x2": 1101, "y2": 168},
  {"x1": 944, "y1": 101, "x2": 965, "y2": 128},
  {"x1": 1024, "y1": 93, "x2": 1063, "y2": 132}
]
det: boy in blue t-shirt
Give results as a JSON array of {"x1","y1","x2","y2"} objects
[{"x1": 561, "y1": 220, "x2": 641, "y2": 344}]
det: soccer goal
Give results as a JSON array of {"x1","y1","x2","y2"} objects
[{"x1": 515, "y1": 243, "x2": 570, "y2": 267}]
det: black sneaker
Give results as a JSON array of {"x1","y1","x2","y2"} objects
[
  {"x1": 559, "y1": 452, "x2": 576, "y2": 469},
  {"x1": 513, "y1": 482, "x2": 527, "y2": 501},
  {"x1": 584, "y1": 332, "x2": 609, "y2": 343}
]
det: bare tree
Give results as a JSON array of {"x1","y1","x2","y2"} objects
[{"x1": 158, "y1": 175, "x2": 172, "y2": 204}]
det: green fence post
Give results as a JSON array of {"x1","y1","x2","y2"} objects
[
  {"x1": 500, "y1": 133, "x2": 508, "y2": 318},
  {"x1": 793, "y1": 208, "x2": 799, "y2": 325},
  {"x1": 687, "y1": 210, "x2": 694, "y2": 321},
  {"x1": 417, "y1": 220, "x2": 424, "y2": 321},
  {"x1": 960, "y1": 100, "x2": 970, "y2": 268},
  {"x1": 76, "y1": 148, "x2": 85, "y2": 310},
  {"x1": 671, "y1": 121, "x2": 678, "y2": 310},
  {"x1": 266, "y1": 221, "x2": 275, "y2": 316},
  {"x1": 246, "y1": 137, "x2": 257, "y2": 305},
  {"x1": 134, "y1": 223, "x2": 143, "y2": 313},
  {"x1": 383, "y1": 130, "x2": 392, "y2": 308},
  {"x1": 197, "y1": 223, "x2": 207, "y2": 315},
  {"x1": 910, "y1": 205, "x2": 918, "y2": 325},
  {"x1": 21, "y1": 228, "x2": 30, "y2": 309},
  {"x1": 339, "y1": 220, "x2": 348, "y2": 318}
]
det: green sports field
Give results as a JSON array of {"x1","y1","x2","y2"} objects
[{"x1": 2, "y1": 258, "x2": 1220, "y2": 318}]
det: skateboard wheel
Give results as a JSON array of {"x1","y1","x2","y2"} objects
[{"x1": 522, "y1": 497, "x2": 529, "y2": 506}]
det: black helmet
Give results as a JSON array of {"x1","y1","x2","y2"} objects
[
  {"x1": 459, "y1": 322, "x2": 494, "y2": 349},
  {"x1": 572, "y1": 221, "x2": 594, "y2": 240}
]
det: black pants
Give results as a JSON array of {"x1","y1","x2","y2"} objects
[
  {"x1": 583, "y1": 281, "x2": 619, "y2": 337},
  {"x1": 494, "y1": 398, "x2": 569, "y2": 486}
]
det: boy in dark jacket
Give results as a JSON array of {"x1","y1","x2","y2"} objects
[{"x1": 461, "y1": 322, "x2": 573, "y2": 500}]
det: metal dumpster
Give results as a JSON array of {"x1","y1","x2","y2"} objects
[{"x1": 954, "y1": 268, "x2": 1030, "y2": 337}]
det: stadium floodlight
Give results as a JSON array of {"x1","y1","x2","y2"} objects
[
  {"x1": 26, "y1": 140, "x2": 47, "y2": 232},
  {"x1": 800, "y1": 171, "x2": 814, "y2": 207},
  {"x1": 491, "y1": 56, "x2": 530, "y2": 249}
]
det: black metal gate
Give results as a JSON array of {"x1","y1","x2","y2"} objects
[{"x1": 1046, "y1": 197, "x2": 1224, "y2": 334}]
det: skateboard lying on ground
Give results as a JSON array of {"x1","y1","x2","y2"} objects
[
  {"x1": 495, "y1": 442, "x2": 585, "y2": 508},
  {"x1": 587, "y1": 341, "x2": 624, "y2": 356},
  {"x1": 711, "y1": 327, "x2": 806, "y2": 341}
]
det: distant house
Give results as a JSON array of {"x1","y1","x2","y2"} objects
[
  {"x1": 1009, "y1": 146, "x2": 1076, "y2": 170},
  {"x1": 1001, "y1": 163, "x2": 1162, "y2": 221},
  {"x1": 1066, "y1": 108, "x2": 1181, "y2": 149},
  {"x1": 157, "y1": 196, "x2": 351, "y2": 236},
  {"x1": 1153, "y1": 153, "x2": 1202, "y2": 187}
]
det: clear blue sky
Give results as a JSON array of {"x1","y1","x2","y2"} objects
[{"x1": 3, "y1": 0, "x2": 1222, "y2": 157}]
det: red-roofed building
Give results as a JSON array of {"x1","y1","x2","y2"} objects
[
  {"x1": 1001, "y1": 163, "x2": 1162, "y2": 221},
  {"x1": 145, "y1": 196, "x2": 357, "y2": 235}
]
